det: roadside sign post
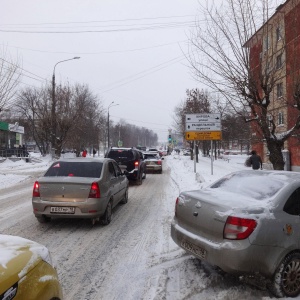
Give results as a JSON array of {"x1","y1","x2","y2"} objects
[{"x1": 185, "y1": 113, "x2": 221, "y2": 174}]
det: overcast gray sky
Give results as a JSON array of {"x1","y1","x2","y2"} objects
[{"x1": 1, "y1": 0, "x2": 209, "y2": 142}]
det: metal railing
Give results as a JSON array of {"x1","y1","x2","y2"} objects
[{"x1": 0, "y1": 149, "x2": 29, "y2": 158}]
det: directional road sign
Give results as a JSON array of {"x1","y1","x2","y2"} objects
[
  {"x1": 185, "y1": 122, "x2": 221, "y2": 132},
  {"x1": 186, "y1": 113, "x2": 221, "y2": 123},
  {"x1": 185, "y1": 131, "x2": 222, "y2": 141}
]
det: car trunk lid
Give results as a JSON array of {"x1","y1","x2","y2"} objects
[
  {"x1": 37, "y1": 177, "x2": 95, "y2": 202},
  {"x1": 176, "y1": 189, "x2": 264, "y2": 242}
]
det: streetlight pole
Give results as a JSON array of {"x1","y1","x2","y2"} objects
[
  {"x1": 51, "y1": 57, "x2": 80, "y2": 154},
  {"x1": 107, "y1": 101, "x2": 119, "y2": 150}
]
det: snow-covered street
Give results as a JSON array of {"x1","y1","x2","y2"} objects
[{"x1": 0, "y1": 154, "x2": 278, "y2": 299}]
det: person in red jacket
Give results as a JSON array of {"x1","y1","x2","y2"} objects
[{"x1": 82, "y1": 149, "x2": 87, "y2": 157}]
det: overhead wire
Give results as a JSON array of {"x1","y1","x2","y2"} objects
[{"x1": 0, "y1": 14, "x2": 197, "y2": 26}]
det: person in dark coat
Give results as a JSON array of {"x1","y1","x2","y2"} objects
[{"x1": 249, "y1": 150, "x2": 263, "y2": 170}]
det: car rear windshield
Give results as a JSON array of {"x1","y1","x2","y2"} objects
[
  {"x1": 107, "y1": 150, "x2": 134, "y2": 161},
  {"x1": 210, "y1": 172, "x2": 285, "y2": 200},
  {"x1": 144, "y1": 154, "x2": 159, "y2": 159},
  {"x1": 44, "y1": 161, "x2": 103, "y2": 178}
]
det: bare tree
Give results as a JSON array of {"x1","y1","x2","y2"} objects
[
  {"x1": 173, "y1": 88, "x2": 212, "y2": 159},
  {"x1": 16, "y1": 83, "x2": 105, "y2": 156},
  {"x1": 0, "y1": 49, "x2": 21, "y2": 113},
  {"x1": 188, "y1": 0, "x2": 300, "y2": 170}
]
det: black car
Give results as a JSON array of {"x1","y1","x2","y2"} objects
[{"x1": 105, "y1": 147, "x2": 146, "y2": 185}]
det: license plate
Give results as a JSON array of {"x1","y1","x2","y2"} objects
[
  {"x1": 50, "y1": 207, "x2": 75, "y2": 214},
  {"x1": 181, "y1": 240, "x2": 206, "y2": 259}
]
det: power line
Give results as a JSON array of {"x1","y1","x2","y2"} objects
[
  {"x1": 0, "y1": 40, "x2": 188, "y2": 55},
  {"x1": 0, "y1": 15, "x2": 197, "y2": 26},
  {"x1": 99, "y1": 55, "x2": 187, "y2": 93},
  {"x1": 0, "y1": 21, "x2": 197, "y2": 34}
]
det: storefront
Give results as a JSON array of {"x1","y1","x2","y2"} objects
[{"x1": 0, "y1": 121, "x2": 25, "y2": 155}]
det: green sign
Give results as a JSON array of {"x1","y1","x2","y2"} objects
[
  {"x1": 118, "y1": 140, "x2": 123, "y2": 147},
  {"x1": 0, "y1": 121, "x2": 8, "y2": 131}
]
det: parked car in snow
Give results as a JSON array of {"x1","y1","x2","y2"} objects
[
  {"x1": 32, "y1": 158, "x2": 129, "y2": 225},
  {"x1": 0, "y1": 234, "x2": 63, "y2": 300},
  {"x1": 143, "y1": 152, "x2": 163, "y2": 174},
  {"x1": 171, "y1": 170, "x2": 300, "y2": 298},
  {"x1": 182, "y1": 149, "x2": 191, "y2": 156}
]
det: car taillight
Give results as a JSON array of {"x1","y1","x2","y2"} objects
[
  {"x1": 223, "y1": 216, "x2": 257, "y2": 240},
  {"x1": 134, "y1": 161, "x2": 139, "y2": 168},
  {"x1": 175, "y1": 197, "x2": 179, "y2": 217},
  {"x1": 89, "y1": 182, "x2": 100, "y2": 198},
  {"x1": 157, "y1": 160, "x2": 162, "y2": 165},
  {"x1": 33, "y1": 181, "x2": 40, "y2": 197}
]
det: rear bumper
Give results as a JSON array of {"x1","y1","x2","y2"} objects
[
  {"x1": 126, "y1": 169, "x2": 141, "y2": 181},
  {"x1": 32, "y1": 197, "x2": 108, "y2": 219},
  {"x1": 171, "y1": 219, "x2": 282, "y2": 278},
  {"x1": 146, "y1": 165, "x2": 162, "y2": 171}
]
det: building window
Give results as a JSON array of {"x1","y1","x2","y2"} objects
[
  {"x1": 276, "y1": 54, "x2": 283, "y2": 69},
  {"x1": 277, "y1": 82, "x2": 283, "y2": 98},
  {"x1": 278, "y1": 112, "x2": 284, "y2": 125},
  {"x1": 263, "y1": 35, "x2": 270, "y2": 52},
  {"x1": 276, "y1": 26, "x2": 282, "y2": 41}
]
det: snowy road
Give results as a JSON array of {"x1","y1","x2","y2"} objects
[{"x1": 0, "y1": 155, "x2": 275, "y2": 299}]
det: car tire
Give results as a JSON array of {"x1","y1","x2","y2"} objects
[
  {"x1": 268, "y1": 252, "x2": 300, "y2": 297},
  {"x1": 36, "y1": 215, "x2": 51, "y2": 223},
  {"x1": 121, "y1": 188, "x2": 128, "y2": 204},
  {"x1": 101, "y1": 200, "x2": 112, "y2": 225}
]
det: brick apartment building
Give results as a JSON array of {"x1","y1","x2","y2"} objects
[{"x1": 244, "y1": 0, "x2": 300, "y2": 170}]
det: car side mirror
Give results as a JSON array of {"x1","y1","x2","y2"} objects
[
  {"x1": 123, "y1": 170, "x2": 129, "y2": 176},
  {"x1": 161, "y1": 157, "x2": 164, "y2": 160}
]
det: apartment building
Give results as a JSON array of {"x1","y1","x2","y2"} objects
[{"x1": 244, "y1": 0, "x2": 300, "y2": 170}]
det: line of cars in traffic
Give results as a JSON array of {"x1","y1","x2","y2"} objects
[
  {"x1": 5, "y1": 150, "x2": 300, "y2": 298},
  {"x1": 32, "y1": 147, "x2": 165, "y2": 226},
  {"x1": 2, "y1": 146, "x2": 167, "y2": 300},
  {"x1": 2, "y1": 147, "x2": 166, "y2": 300}
]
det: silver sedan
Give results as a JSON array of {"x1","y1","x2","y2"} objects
[
  {"x1": 171, "y1": 170, "x2": 300, "y2": 298},
  {"x1": 32, "y1": 158, "x2": 128, "y2": 225}
]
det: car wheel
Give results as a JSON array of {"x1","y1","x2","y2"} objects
[
  {"x1": 269, "y1": 252, "x2": 300, "y2": 297},
  {"x1": 121, "y1": 188, "x2": 128, "y2": 204},
  {"x1": 101, "y1": 200, "x2": 112, "y2": 225},
  {"x1": 36, "y1": 215, "x2": 51, "y2": 223}
]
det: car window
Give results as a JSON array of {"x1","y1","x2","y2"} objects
[
  {"x1": 44, "y1": 161, "x2": 103, "y2": 178},
  {"x1": 107, "y1": 150, "x2": 134, "y2": 160},
  {"x1": 112, "y1": 161, "x2": 122, "y2": 176},
  {"x1": 210, "y1": 172, "x2": 285, "y2": 200},
  {"x1": 144, "y1": 154, "x2": 158, "y2": 159},
  {"x1": 108, "y1": 162, "x2": 117, "y2": 179},
  {"x1": 283, "y1": 188, "x2": 300, "y2": 215}
]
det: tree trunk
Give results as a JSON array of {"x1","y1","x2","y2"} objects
[{"x1": 267, "y1": 140, "x2": 285, "y2": 170}]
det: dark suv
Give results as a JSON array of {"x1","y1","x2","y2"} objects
[{"x1": 105, "y1": 147, "x2": 146, "y2": 184}]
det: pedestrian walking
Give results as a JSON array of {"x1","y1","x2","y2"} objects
[
  {"x1": 82, "y1": 149, "x2": 87, "y2": 157},
  {"x1": 249, "y1": 150, "x2": 263, "y2": 170},
  {"x1": 93, "y1": 148, "x2": 97, "y2": 157}
]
